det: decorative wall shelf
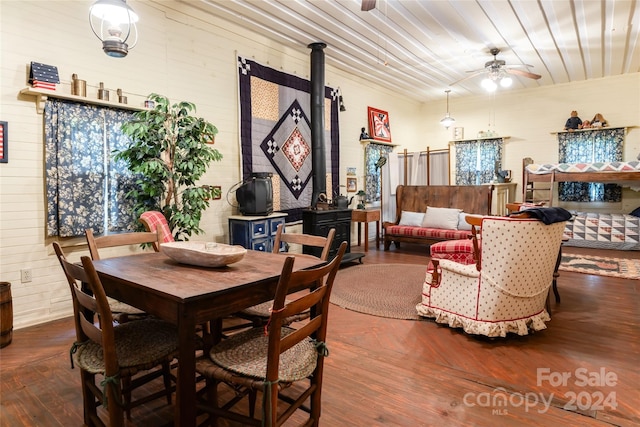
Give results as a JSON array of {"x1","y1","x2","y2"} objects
[
  {"x1": 20, "y1": 87, "x2": 146, "y2": 114},
  {"x1": 449, "y1": 136, "x2": 510, "y2": 143},
  {"x1": 550, "y1": 126, "x2": 633, "y2": 135},
  {"x1": 360, "y1": 139, "x2": 398, "y2": 147}
]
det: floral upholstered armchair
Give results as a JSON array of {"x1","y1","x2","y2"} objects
[{"x1": 416, "y1": 216, "x2": 567, "y2": 337}]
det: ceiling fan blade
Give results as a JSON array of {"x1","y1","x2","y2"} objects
[
  {"x1": 506, "y1": 68, "x2": 542, "y2": 80},
  {"x1": 450, "y1": 71, "x2": 485, "y2": 86},
  {"x1": 361, "y1": 0, "x2": 376, "y2": 11},
  {"x1": 504, "y1": 63, "x2": 534, "y2": 69}
]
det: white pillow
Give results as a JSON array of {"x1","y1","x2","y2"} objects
[
  {"x1": 457, "y1": 212, "x2": 472, "y2": 231},
  {"x1": 398, "y1": 211, "x2": 425, "y2": 227},
  {"x1": 422, "y1": 206, "x2": 462, "y2": 229}
]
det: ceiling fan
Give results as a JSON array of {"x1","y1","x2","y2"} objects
[
  {"x1": 451, "y1": 48, "x2": 542, "y2": 89},
  {"x1": 361, "y1": 0, "x2": 376, "y2": 11}
]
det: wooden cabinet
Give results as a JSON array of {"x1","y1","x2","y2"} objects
[
  {"x1": 484, "y1": 182, "x2": 517, "y2": 216},
  {"x1": 228, "y1": 213, "x2": 287, "y2": 252},
  {"x1": 302, "y1": 209, "x2": 352, "y2": 259}
]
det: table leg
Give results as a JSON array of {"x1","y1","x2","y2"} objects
[
  {"x1": 364, "y1": 222, "x2": 369, "y2": 252},
  {"x1": 375, "y1": 220, "x2": 380, "y2": 249},
  {"x1": 357, "y1": 223, "x2": 361, "y2": 247},
  {"x1": 175, "y1": 313, "x2": 197, "y2": 426}
]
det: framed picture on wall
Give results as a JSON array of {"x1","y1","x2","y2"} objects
[
  {"x1": 0, "y1": 121, "x2": 7, "y2": 163},
  {"x1": 346, "y1": 177, "x2": 357, "y2": 192},
  {"x1": 367, "y1": 107, "x2": 392, "y2": 143}
]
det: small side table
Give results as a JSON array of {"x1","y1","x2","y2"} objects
[{"x1": 351, "y1": 209, "x2": 380, "y2": 252}]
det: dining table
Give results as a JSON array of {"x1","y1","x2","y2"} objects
[{"x1": 91, "y1": 249, "x2": 324, "y2": 427}]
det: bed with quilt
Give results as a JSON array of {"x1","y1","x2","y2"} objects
[{"x1": 564, "y1": 211, "x2": 640, "y2": 250}]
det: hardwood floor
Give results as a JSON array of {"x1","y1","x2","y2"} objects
[{"x1": 1, "y1": 243, "x2": 638, "y2": 426}]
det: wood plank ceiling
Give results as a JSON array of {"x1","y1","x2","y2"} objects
[{"x1": 189, "y1": 0, "x2": 640, "y2": 102}]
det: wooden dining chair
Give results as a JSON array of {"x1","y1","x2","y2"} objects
[
  {"x1": 53, "y1": 242, "x2": 178, "y2": 426},
  {"x1": 228, "y1": 225, "x2": 336, "y2": 331},
  {"x1": 195, "y1": 241, "x2": 347, "y2": 426},
  {"x1": 85, "y1": 228, "x2": 162, "y2": 322}
]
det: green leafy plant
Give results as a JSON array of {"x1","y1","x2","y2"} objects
[{"x1": 115, "y1": 93, "x2": 223, "y2": 240}]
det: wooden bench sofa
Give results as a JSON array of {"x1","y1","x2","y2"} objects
[{"x1": 383, "y1": 185, "x2": 494, "y2": 250}]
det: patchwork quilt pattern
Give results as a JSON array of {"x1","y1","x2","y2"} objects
[
  {"x1": 564, "y1": 212, "x2": 640, "y2": 250},
  {"x1": 527, "y1": 161, "x2": 640, "y2": 174},
  {"x1": 238, "y1": 56, "x2": 340, "y2": 222}
]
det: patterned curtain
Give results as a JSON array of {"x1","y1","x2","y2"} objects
[
  {"x1": 558, "y1": 128, "x2": 623, "y2": 202},
  {"x1": 365, "y1": 143, "x2": 393, "y2": 202},
  {"x1": 45, "y1": 99, "x2": 136, "y2": 237},
  {"x1": 454, "y1": 138, "x2": 503, "y2": 185}
]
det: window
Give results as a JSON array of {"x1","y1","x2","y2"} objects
[
  {"x1": 365, "y1": 143, "x2": 393, "y2": 202},
  {"x1": 454, "y1": 138, "x2": 503, "y2": 185},
  {"x1": 45, "y1": 99, "x2": 137, "y2": 237},
  {"x1": 558, "y1": 128, "x2": 624, "y2": 202}
]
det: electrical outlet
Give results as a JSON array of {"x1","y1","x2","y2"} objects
[{"x1": 21, "y1": 268, "x2": 33, "y2": 283}]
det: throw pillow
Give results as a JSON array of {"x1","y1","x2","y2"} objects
[
  {"x1": 422, "y1": 206, "x2": 462, "y2": 229},
  {"x1": 398, "y1": 211, "x2": 425, "y2": 227},
  {"x1": 457, "y1": 212, "x2": 472, "y2": 231}
]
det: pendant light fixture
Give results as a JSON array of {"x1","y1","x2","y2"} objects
[
  {"x1": 89, "y1": 0, "x2": 139, "y2": 58},
  {"x1": 440, "y1": 89, "x2": 455, "y2": 129}
]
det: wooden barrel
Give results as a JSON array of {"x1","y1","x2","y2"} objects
[{"x1": 0, "y1": 282, "x2": 13, "y2": 348}]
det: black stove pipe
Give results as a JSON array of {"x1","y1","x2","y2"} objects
[{"x1": 308, "y1": 42, "x2": 327, "y2": 208}]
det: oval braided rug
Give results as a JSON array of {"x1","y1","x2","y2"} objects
[{"x1": 330, "y1": 264, "x2": 426, "y2": 320}]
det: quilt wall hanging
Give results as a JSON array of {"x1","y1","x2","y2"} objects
[{"x1": 238, "y1": 56, "x2": 340, "y2": 222}]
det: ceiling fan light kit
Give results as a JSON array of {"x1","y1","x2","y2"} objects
[{"x1": 451, "y1": 48, "x2": 541, "y2": 91}]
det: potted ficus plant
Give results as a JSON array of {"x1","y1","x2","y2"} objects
[{"x1": 115, "y1": 93, "x2": 223, "y2": 240}]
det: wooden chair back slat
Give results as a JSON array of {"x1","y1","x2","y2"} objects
[
  {"x1": 272, "y1": 224, "x2": 335, "y2": 261},
  {"x1": 85, "y1": 228, "x2": 161, "y2": 260}
]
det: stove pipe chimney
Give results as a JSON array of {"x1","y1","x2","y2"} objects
[{"x1": 308, "y1": 42, "x2": 327, "y2": 208}]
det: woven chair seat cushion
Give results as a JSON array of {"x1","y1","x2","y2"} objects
[
  {"x1": 107, "y1": 297, "x2": 146, "y2": 315},
  {"x1": 207, "y1": 327, "x2": 317, "y2": 382},
  {"x1": 74, "y1": 319, "x2": 179, "y2": 375},
  {"x1": 240, "y1": 300, "x2": 292, "y2": 317}
]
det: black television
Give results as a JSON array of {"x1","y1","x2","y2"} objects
[{"x1": 236, "y1": 172, "x2": 273, "y2": 216}]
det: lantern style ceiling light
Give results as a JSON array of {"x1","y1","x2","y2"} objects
[
  {"x1": 89, "y1": 0, "x2": 139, "y2": 58},
  {"x1": 440, "y1": 89, "x2": 455, "y2": 129},
  {"x1": 337, "y1": 87, "x2": 346, "y2": 112}
]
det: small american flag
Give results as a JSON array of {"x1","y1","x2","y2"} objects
[
  {"x1": 29, "y1": 62, "x2": 59, "y2": 90},
  {"x1": 0, "y1": 122, "x2": 6, "y2": 163},
  {"x1": 32, "y1": 81, "x2": 57, "y2": 90}
]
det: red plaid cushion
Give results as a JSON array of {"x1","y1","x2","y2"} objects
[
  {"x1": 430, "y1": 239, "x2": 477, "y2": 265},
  {"x1": 140, "y1": 211, "x2": 174, "y2": 243},
  {"x1": 385, "y1": 225, "x2": 470, "y2": 241}
]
